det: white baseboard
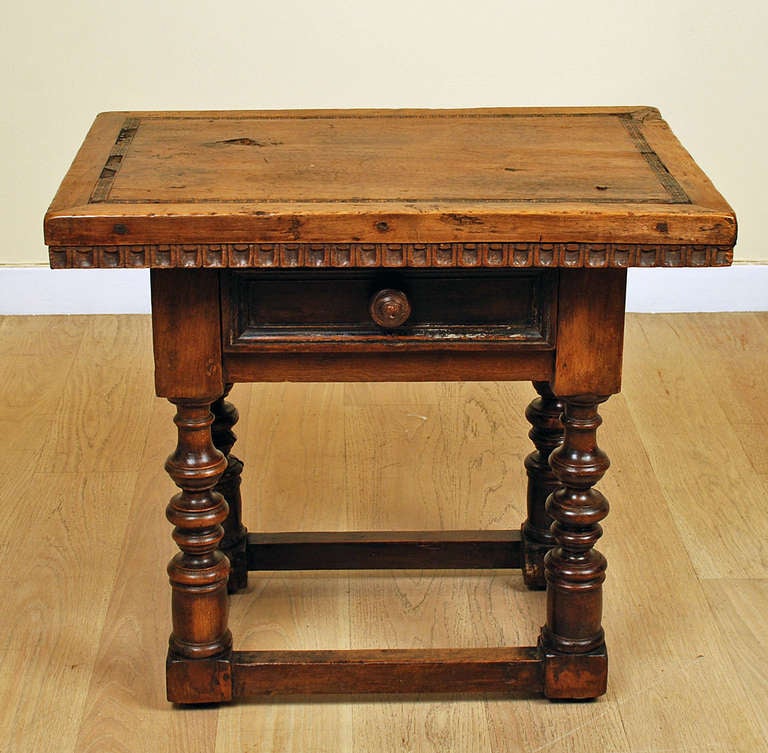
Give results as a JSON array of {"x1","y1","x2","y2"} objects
[
  {"x1": 0, "y1": 265, "x2": 765, "y2": 315},
  {"x1": 0, "y1": 268, "x2": 152, "y2": 315},
  {"x1": 625, "y1": 264, "x2": 768, "y2": 312}
]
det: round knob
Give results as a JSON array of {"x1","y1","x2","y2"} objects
[{"x1": 369, "y1": 288, "x2": 411, "y2": 329}]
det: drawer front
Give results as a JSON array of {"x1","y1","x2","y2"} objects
[{"x1": 223, "y1": 269, "x2": 556, "y2": 353}]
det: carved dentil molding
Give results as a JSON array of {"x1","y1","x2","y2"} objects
[{"x1": 49, "y1": 241, "x2": 733, "y2": 270}]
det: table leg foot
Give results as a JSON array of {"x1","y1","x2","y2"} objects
[
  {"x1": 522, "y1": 382, "x2": 563, "y2": 589},
  {"x1": 166, "y1": 650, "x2": 233, "y2": 704},
  {"x1": 540, "y1": 641, "x2": 608, "y2": 700}
]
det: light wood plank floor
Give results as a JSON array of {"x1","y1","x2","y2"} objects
[{"x1": 1, "y1": 313, "x2": 766, "y2": 752}]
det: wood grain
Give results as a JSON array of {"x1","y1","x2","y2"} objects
[
  {"x1": 622, "y1": 314, "x2": 768, "y2": 578},
  {"x1": 594, "y1": 395, "x2": 765, "y2": 751},
  {"x1": 0, "y1": 317, "x2": 85, "y2": 451},
  {"x1": 45, "y1": 107, "x2": 736, "y2": 255},
  {"x1": 72, "y1": 404, "x2": 222, "y2": 752},
  {"x1": 223, "y1": 350, "x2": 554, "y2": 384},
  {"x1": 0, "y1": 472, "x2": 138, "y2": 753},
  {"x1": 703, "y1": 579, "x2": 768, "y2": 743},
  {"x1": 150, "y1": 269, "x2": 224, "y2": 399},
  {"x1": 218, "y1": 381, "x2": 352, "y2": 750},
  {"x1": 231, "y1": 647, "x2": 542, "y2": 695},
  {"x1": 37, "y1": 316, "x2": 154, "y2": 472},
  {"x1": 2, "y1": 313, "x2": 766, "y2": 751},
  {"x1": 552, "y1": 268, "x2": 627, "y2": 396},
  {"x1": 677, "y1": 312, "x2": 768, "y2": 476},
  {"x1": 245, "y1": 530, "x2": 522, "y2": 571}
]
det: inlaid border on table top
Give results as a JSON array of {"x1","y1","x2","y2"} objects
[
  {"x1": 87, "y1": 112, "x2": 691, "y2": 207},
  {"x1": 48, "y1": 241, "x2": 734, "y2": 270}
]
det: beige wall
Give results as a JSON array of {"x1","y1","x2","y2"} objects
[{"x1": 2, "y1": 0, "x2": 765, "y2": 265}]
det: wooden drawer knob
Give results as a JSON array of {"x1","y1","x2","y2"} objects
[{"x1": 369, "y1": 288, "x2": 411, "y2": 328}]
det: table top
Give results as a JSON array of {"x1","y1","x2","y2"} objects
[{"x1": 45, "y1": 107, "x2": 736, "y2": 270}]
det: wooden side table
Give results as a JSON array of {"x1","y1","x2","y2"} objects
[{"x1": 45, "y1": 107, "x2": 736, "y2": 703}]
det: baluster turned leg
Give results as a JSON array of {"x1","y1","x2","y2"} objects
[
  {"x1": 165, "y1": 398, "x2": 233, "y2": 703},
  {"x1": 522, "y1": 381, "x2": 564, "y2": 589},
  {"x1": 211, "y1": 385, "x2": 248, "y2": 593},
  {"x1": 540, "y1": 395, "x2": 610, "y2": 699}
]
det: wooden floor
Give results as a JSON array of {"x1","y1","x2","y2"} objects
[{"x1": 1, "y1": 313, "x2": 767, "y2": 752}]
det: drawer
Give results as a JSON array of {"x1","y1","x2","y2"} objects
[{"x1": 222, "y1": 269, "x2": 556, "y2": 353}]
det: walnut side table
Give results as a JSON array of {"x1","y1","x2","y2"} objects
[{"x1": 45, "y1": 107, "x2": 736, "y2": 703}]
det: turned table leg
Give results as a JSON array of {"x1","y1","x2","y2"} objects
[
  {"x1": 522, "y1": 381, "x2": 564, "y2": 589},
  {"x1": 539, "y1": 395, "x2": 610, "y2": 699},
  {"x1": 211, "y1": 385, "x2": 248, "y2": 593},
  {"x1": 165, "y1": 398, "x2": 233, "y2": 703}
]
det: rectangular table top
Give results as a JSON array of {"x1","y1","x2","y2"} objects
[{"x1": 45, "y1": 107, "x2": 736, "y2": 270}]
